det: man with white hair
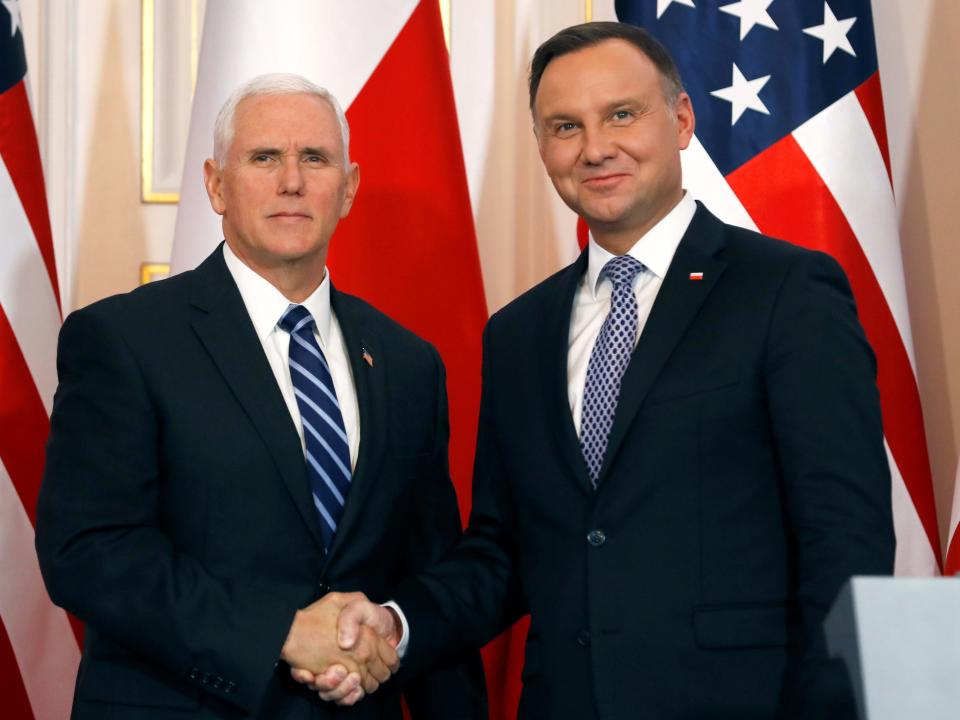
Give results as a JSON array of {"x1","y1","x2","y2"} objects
[{"x1": 36, "y1": 73, "x2": 485, "y2": 719}]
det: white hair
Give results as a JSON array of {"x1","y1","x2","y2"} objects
[{"x1": 213, "y1": 73, "x2": 351, "y2": 167}]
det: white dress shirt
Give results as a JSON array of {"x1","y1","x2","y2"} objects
[
  {"x1": 223, "y1": 244, "x2": 413, "y2": 654},
  {"x1": 567, "y1": 192, "x2": 697, "y2": 433},
  {"x1": 222, "y1": 243, "x2": 360, "y2": 469}
]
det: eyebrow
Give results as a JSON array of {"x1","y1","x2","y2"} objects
[
  {"x1": 540, "y1": 97, "x2": 649, "y2": 125},
  {"x1": 602, "y1": 97, "x2": 647, "y2": 113},
  {"x1": 244, "y1": 146, "x2": 334, "y2": 158}
]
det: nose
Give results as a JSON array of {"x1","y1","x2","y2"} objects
[
  {"x1": 581, "y1": 124, "x2": 617, "y2": 165},
  {"x1": 278, "y1": 155, "x2": 305, "y2": 195}
]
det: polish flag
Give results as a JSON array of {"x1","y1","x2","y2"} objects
[
  {"x1": 170, "y1": 0, "x2": 518, "y2": 712},
  {"x1": 0, "y1": 2, "x2": 81, "y2": 718}
]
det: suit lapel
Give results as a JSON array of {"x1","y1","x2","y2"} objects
[
  {"x1": 540, "y1": 252, "x2": 595, "y2": 495},
  {"x1": 188, "y1": 248, "x2": 326, "y2": 551},
  {"x1": 324, "y1": 289, "x2": 387, "y2": 561},
  {"x1": 596, "y1": 204, "x2": 728, "y2": 486}
]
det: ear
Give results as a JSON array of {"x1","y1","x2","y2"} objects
[
  {"x1": 675, "y1": 92, "x2": 696, "y2": 151},
  {"x1": 203, "y1": 158, "x2": 227, "y2": 216},
  {"x1": 339, "y1": 162, "x2": 361, "y2": 219}
]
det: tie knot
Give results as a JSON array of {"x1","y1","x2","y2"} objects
[
  {"x1": 279, "y1": 304, "x2": 315, "y2": 335},
  {"x1": 602, "y1": 255, "x2": 644, "y2": 291}
]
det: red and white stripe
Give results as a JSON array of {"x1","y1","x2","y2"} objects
[
  {"x1": 682, "y1": 73, "x2": 941, "y2": 576},
  {"x1": 0, "y1": 74, "x2": 80, "y2": 719},
  {"x1": 946, "y1": 462, "x2": 960, "y2": 576},
  {"x1": 172, "y1": 0, "x2": 498, "y2": 713},
  {"x1": 170, "y1": 0, "x2": 421, "y2": 274}
]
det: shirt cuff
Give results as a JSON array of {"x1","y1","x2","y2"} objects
[{"x1": 381, "y1": 600, "x2": 409, "y2": 658}]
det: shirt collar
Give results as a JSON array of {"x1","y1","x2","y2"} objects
[
  {"x1": 222, "y1": 243, "x2": 333, "y2": 348},
  {"x1": 585, "y1": 191, "x2": 697, "y2": 299}
]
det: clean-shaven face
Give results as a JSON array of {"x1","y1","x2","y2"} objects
[
  {"x1": 534, "y1": 39, "x2": 695, "y2": 244},
  {"x1": 204, "y1": 92, "x2": 359, "y2": 275}
]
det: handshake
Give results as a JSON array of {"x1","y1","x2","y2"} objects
[{"x1": 280, "y1": 592, "x2": 401, "y2": 706}]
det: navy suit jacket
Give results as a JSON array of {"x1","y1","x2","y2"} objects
[
  {"x1": 36, "y1": 247, "x2": 486, "y2": 719},
  {"x1": 394, "y1": 203, "x2": 894, "y2": 719}
]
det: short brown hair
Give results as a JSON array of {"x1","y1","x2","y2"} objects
[{"x1": 529, "y1": 21, "x2": 685, "y2": 113}]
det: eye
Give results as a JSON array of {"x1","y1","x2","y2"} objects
[
  {"x1": 251, "y1": 153, "x2": 277, "y2": 166},
  {"x1": 554, "y1": 122, "x2": 578, "y2": 137},
  {"x1": 302, "y1": 154, "x2": 327, "y2": 166},
  {"x1": 612, "y1": 110, "x2": 633, "y2": 122}
]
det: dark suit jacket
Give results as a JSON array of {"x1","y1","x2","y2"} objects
[
  {"x1": 394, "y1": 204, "x2": 894, "y2": 719},
  {"x1": 36, "y1": 247, "x2": 486, "y2": 719}
]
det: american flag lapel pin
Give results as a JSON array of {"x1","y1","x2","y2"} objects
[
  {"x1": 361, "y1": 346, "x2": 374, "y2": 367},
  {"x1": 689, "y1": 272, "x2": 704, "y2": 281}
]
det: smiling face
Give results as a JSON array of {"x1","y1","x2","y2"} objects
[
  {"x1": 533, "y1": 39, "x2": 695, "y2": 252},
  {"x1": 203, "y1": 92, "x2": 359, "y2": 285}
]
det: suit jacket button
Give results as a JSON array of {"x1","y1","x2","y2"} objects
[
  {"x1": 577, "y1": 630, "x2": 591, "y2": 647},
  {"x1": 587, "y1": 529, "x2": 606, "y2": 547}
]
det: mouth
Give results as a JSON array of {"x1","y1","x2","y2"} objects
[
  {"x1": 581, "y1": 173, "x2": 629, "y2": 187},
  {"x1": 268, "y1": 212, "x2": 312, "y2": 221},
  {"x1": 582, "y1": 173, "x2": 630, "y2": 188}
]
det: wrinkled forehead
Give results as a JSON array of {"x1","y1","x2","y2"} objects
[{"x1": 231, "y1": 93, "x2": 342, "y2": 151}]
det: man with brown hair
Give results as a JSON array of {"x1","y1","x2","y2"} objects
[{"x1": 318, "y1": 22, "x2": 893, "y2": 719}]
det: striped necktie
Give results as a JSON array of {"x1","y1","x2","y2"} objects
[
  {"x1": 279, "y1": 304, "x2": 351, "y2": 548},
  {"x1": 580, "y1": 255, "x2": 645, "y2": 488}
]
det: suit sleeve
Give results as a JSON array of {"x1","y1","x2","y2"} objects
[
  {"x1": 392, "y1": 324, "x2": 526, "y2": 678},
  {"x1": 763, "y1": 250, "x2": 895, "y2": 716},
  {"x1": 398, "y1": 346, "x2": 488, "y2": 718},
  {"x1": 35, "y1": 306, "x2": 296, "y2": 713}
]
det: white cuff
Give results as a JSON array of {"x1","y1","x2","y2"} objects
[{"x1": 381, "y1": 600, "x2": 409, "y2": 658}]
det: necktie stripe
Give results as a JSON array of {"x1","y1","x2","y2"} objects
[
  {"x1": 279, "y1": 303, "x2": 351, "y2": 549},
  {"x1": 292, "y1": 387, "x2": 350, "y2": 445},
  {"x1": 306, "y1": 452, "x2": 348, "y2": 504},
  {"x1": 302, "y1": 418, "x2": 351, "y2": 481},
  {"x1": 290, "y1": 315, "x2": 313, "y2": 334},
  {"x1": 289, "y1": 357, "x2": 341, "y2": 409},
  {"x1": 291, "y1": 331, "x2": 329, "y2": 368},
  {"x1": 312, "y1": 493, "x2": 338, "y2": 532}
]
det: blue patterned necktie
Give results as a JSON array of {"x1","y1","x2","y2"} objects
[
  {"x1": 580, "y1": 255, "x2": 645, "y2": 489},
  {"x1": 279, "y1": 304, "x2": 351, "y2": 548}
]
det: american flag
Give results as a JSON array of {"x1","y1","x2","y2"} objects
[
  {"x1": 947, "y1": 462, "x2": 960, "y2": 575},
  {"x1": 610, "y1": 0, "x2": 942, "y2": 574},
  {"x1": 0, "y1": 1, "x2": 80, "y2": 717}
]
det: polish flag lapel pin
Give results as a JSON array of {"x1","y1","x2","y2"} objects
[
  {"x1": 689, "y1": 272, "x2": 704, "y2": 281},
  {"x1": 361, "y1": 347, "x2": 374, "y2": 367}
]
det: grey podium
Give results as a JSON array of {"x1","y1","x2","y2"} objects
[{"x1": 824, "y1": 576, "x2": 960, "y2": 720}]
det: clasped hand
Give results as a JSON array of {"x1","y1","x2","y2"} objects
[{"x1": 281, "y1": 591, "x2": 401, "y2": 706}]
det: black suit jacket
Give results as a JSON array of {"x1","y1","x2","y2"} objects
[
  {"x1": 36, "y1": 247, "x2": 485, "y2": 719},
  {"x1": 394, "y1": 204, "x2": 894, "y2": 719}
]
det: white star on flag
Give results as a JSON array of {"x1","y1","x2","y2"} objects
[
  {"x1": 803, "y1": 1, "x2": 856, "y2": 63},
  {"x1": 2, "y1": 0, "x2": 21, "y2": 37},
  {"x1": 657, "y1": 0, "x2": 695, "y2": 20},
  {"x1": 719, "y1": 0, "x2": 778, "y2": 41},
  {"x1": 710, "y1": 63, "x2": 771, "y2": 125}
]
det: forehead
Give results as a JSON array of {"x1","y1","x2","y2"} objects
[
  {"x1": 534, "y1": 39, "x2": 663, "y2": 117},
  {"x1": 231, "y1": 92, "x2": 340, "y2": 149}
]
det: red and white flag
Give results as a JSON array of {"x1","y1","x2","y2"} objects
[
  {"x1": 170, "y1": 0, "x2": 520, "y2": 713},
  {"x1": 946, "y1": 462, "x2": 960, "y2": 576},
  {"x1": 0, "y1": 1, "x2": 81, "y2": 718}
]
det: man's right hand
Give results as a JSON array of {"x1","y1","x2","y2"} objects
[
  {"x1": 289, "y1": 595, "x2": 402, "y2": 706},
  {"x1": 280, "y1": 592, "x2": 399, "y2": 700}
]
